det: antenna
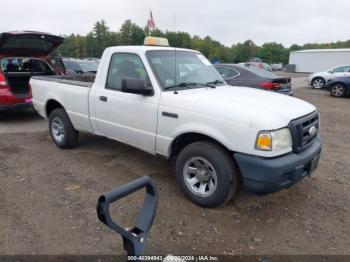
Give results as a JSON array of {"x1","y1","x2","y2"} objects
[
  {"x1": 173, "y1": 9, "x2": 176, "y2": 32},
  {"x1": 173, "y1": 9, "x2": 178, "y2": 94}
]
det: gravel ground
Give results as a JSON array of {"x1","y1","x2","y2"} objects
[{"x1": 0, "y1": 79, "x2": 349, "y2": 256}]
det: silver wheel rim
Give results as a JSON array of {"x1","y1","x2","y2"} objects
[
  {"x1": 332, "y1": 85, "x2": 344, "y2": 97},
  {"x1": 183, "y1": 157, "x2": 218, "y2": 198},
  {"x1": 51, "y1": 117, "x2": 65, "y2": 143},
  {"x1": 313, "y1": 79, "x2": 324, "y2": 89}
]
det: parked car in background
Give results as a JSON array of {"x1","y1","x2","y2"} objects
[
  {"x1": 63, "y1": 58, "x2": 99, "y2": 76},
  {"x1": 84, "y1": 57, "x2": 100, "y2": 63},
  {"x1": 243, "y1": 62, "x2": 272, "y2": 72},
  {"x1": 215, "y1": 63, "x2": 293, "y2": 96},
  {"x1": 0, "y1": 31, "x2": 63, "y2": 111},
  {"x1": 308, "y1": 65, "x2": 350, "y2": 89},
  {"x1": 325, "y1": 77, "x2": 350, "y2": 98},
  {"x1": 270, "y1": 63, "x2": 284, "y2": 71}
]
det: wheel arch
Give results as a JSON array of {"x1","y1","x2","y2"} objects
[
  {"x1": 45, "y1": 99, "x2": 65, "y2": 118},
  {"x1": 169, "y1": 132, "x2": 234, "y2": 159}
]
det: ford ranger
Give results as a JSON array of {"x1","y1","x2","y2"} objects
[{"x1": 31, "y1": 37, "x2": 322, "y2": 208}]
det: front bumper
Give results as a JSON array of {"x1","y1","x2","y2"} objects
[{"x1": 234, "y1": 136, "x2": 321, "y2": 194}]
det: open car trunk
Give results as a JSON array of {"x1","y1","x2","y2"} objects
[
  {"x1": 0, "y1": 31, "x2": 64, "y2": 97},
  {"x1": 0, "y1": 31, "x2": 64, "y2": 57},
  {"x1": 2, "y1": 58, "x2": 55, "y2": 97},
  {"x1": 6, "y1": 74, "x2": 32, "y2": 96}
]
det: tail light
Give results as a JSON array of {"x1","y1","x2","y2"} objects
[
  {"x1": 0, "y1": 72, "x2": 8, "y2": 88},
  {"x1": 259, "y1": 82, "x2": 282, "y2": 90},
  {"x1": 0, "y1": 72, "x2": 10, "y2": 104}
]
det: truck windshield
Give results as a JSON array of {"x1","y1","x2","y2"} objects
[{"x1": 146, "y1": 50, "x2": 224, "y2": 90}]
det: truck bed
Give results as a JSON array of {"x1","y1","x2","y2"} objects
[
  {"x1": 30, "y1": 75, "x2": 93, "y2": 133},
  {"x1": 31, "y1": 75, "x2": 94, "y2": 88}
]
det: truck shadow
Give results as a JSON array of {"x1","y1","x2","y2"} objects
[
  {"x1": 74, "y1": 132, "x2": 311, "y2": 214},
  {"x1": 0, "y1": 108, "x2": 41, "y2": 122},
  {"x1": 0, "y1": 109, "x2": 46, "y2": 133}
]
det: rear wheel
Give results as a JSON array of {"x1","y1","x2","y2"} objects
[
  {"x1": 49, "y1": 108, "x2": 79, "y2": 149},
  {"x1": 312, "y1": 77, "x2": 325, "y2": 89},
  {"x1": 175, "y1": 141, "x2": 238, "y2": 208},
  {"x1": 330, "y1": 83, "x2": 346, "y2": 97}
]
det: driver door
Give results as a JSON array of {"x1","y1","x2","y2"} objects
[{"x1": 93, "y1": 53, "x2": 159, "y2": 153}]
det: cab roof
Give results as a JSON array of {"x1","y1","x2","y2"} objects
[{"x1": 104, "y1": 45, "x2": 199, "y2": 54}]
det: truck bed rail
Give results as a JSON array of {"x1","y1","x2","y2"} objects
[{"x1": 31, "y1": 75, "x2": 93, "y2": 88}]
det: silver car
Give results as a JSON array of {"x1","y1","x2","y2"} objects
[{"x1": 308, "y1": 65, "x2": 350, "y2": 89}]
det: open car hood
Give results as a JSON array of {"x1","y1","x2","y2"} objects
[{"x1": 0, "y1": 31, "x2": 64, "y2": 57}]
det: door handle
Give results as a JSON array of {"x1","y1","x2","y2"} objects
[{"x1": 99, "y1": 96, "x2": 108, "y2": 102}]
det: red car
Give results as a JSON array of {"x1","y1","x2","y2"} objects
[{"x1": 0, "y1": 31, "x2": 64, "y2": 111}]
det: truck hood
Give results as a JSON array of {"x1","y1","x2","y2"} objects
[
  {"x1": 0, "y1": 31, "x2": 64, "y2": 57},
  {"x1": 160, "y1": 85, "x2": 316, "y2": 129}
]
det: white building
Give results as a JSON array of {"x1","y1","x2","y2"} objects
[{"x1": 289, "y1": 49, "x2": 350, "y2": 73}]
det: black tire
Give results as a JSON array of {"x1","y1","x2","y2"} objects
[
  {"x1": 48, "y1": 108, "x2": 79, "y2": 149},
  {"x1": 312, "y1": 77, "x2": 325, "y2": 89},
  {"x1": 175, "y1": 141, "x2": 238, "y2": 208},
  {"x1": 330, "y1": 83, "x2": 347, "y2": 97}
]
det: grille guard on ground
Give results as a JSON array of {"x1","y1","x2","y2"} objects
[{"x1": 96, "y1": 176, "x2": 159, "y2": 256}]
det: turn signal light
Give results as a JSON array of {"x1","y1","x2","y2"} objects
[{"x1": 256, "y1": 133, "x2": 272, "y2": 151}]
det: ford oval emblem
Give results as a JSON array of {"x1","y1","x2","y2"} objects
[{"x1": 309, "y1": 126, "x2": 317, "y2": 137}]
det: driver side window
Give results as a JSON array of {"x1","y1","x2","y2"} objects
[{"x1": 106, "y1": 53, "x2": 150, "y2": 91}]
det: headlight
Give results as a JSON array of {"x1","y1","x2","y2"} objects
[{"x1": 255, "y1": 128, "x2": 292, "y2": 151}]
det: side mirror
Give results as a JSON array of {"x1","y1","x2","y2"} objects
[{"x1": 121, "y1": 78, "x2": 154, "y2": 96}]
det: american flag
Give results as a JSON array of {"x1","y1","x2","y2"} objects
[{"x1": 147, "y1": 10, "x2": 156, "y2": 29}]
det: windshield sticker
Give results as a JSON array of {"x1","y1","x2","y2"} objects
[{"x1": 197, "y1": 54, "x2": 211, "y2": 66}]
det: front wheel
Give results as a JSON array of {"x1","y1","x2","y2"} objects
[
  {"x1": 49, "y1": 108, "x2": 79, "y2": 149},
  {"x1": 330, "y1": 83, "x2": 347, "y2": 97},
  {"x1": 312, "y1": 77, "x2": 325, "y2": 89},
  {"x1": 175, "y1": 141, "x2": 238, "y2": 208}
]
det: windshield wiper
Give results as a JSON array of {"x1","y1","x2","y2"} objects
[
  {"x1": 164, "y1": 82, "x2": 204, "y2": 90},
  {"x1": 206, "y1": 80, "x2": 224, "y2": 88},
  {"x1": 165, "y1": 80, "x2": 224, "y2": 91}
]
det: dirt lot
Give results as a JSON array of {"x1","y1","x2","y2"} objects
[{"x1": 0, "y1": 78, "x2": 350, "y2": 256}]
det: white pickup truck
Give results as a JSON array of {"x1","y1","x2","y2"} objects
[{"x1": 31, "y1": 37, "x2": 322, "y2": 207}]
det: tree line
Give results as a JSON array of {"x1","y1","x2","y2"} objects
[{"x1": 56, "y1": 19, "x2": 350, "y2": 65}]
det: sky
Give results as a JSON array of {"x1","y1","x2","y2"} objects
[{"x1": 1, "y1": 0, "x2": 349, "y2": 47}]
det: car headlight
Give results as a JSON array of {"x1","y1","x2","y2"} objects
[{"x1": 255, "y1": 128, "x2": 292, "y2": 151}]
